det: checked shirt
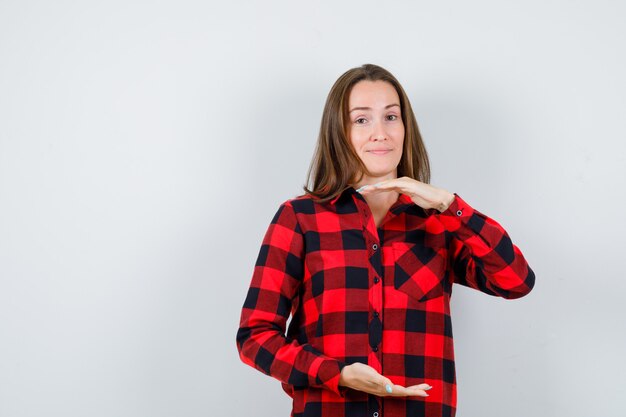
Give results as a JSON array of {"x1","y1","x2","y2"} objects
[{"x1": 236, "y1": 186, "x2": 535, "y2": 417}]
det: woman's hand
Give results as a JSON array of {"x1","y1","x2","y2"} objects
[
  {"x1": 356, "y1": 176, "x2": 455, "y2": 213},
  {"x1": 339, "y1": 363, "x2": 431, "y2": 397}
]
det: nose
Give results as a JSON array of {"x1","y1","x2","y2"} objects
[{"x1": 371, "y1": 121, "x2": 387, "y2": 141}]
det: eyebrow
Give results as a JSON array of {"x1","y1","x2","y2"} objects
[{"x1": 349, "y1": 103, "x2": 401, "y2": 113}]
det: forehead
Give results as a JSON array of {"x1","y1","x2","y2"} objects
[{"x1": 348, "y1": 80, "x2": 399, "y2": 106}]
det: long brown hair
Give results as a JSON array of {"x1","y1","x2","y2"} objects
[{"x1": 301, "y1": 63, "x2": 431, "y2": 203}]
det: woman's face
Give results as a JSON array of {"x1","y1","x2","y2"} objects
[{"x1": 347, "y1": 80, "x2": 405, "y2": 185}]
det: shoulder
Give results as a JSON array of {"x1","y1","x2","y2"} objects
[{"x1": 279, "y1": 193, "x2": 325, "y2": 215}]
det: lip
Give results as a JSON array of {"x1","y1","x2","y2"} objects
[{"x1": 367, "y1": 149, "x2": 392, "y2": 155}]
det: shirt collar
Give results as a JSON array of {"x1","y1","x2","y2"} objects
[{"x1": 329, "y1": 186, "x2": 356, "y2": 205}]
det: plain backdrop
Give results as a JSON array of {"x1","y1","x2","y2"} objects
[{"x1": 1, "y1": 1, "x2": 625, "y2": 416}]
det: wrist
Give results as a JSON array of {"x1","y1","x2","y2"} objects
[
  {"x1": 436, "y1": 191, "x2": 455, "y2": 213},
  {"x1": 338, "y1": 363, "x2": 352, "y2": 388}
]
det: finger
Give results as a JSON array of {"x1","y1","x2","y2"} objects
[
  {"x1": 389, "y1": 384, "x2": 411, "y2": 396},
  {"x1": 372, "y1": 181, "x2": 396, "y2": 190},
  {"x1": 356, "y1": 179, "x2": 395, "y2": 190},
  {"x1": 357, "y1": 183, "x2": 400, "y2": 195},
  {"x1": 376, "y1": 181, "x2": 415, "y2": 195},
  {"x1": 356, "y1": 183, "x2": 387, "y2": 193},
  {"x1": 386, "y1": 384, "x2": 426, "y2": 397},
  {"x1": 404, "y1": 384, "x2": 431, "y2": 397}
]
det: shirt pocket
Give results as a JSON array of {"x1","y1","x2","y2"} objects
[{"x1": 392, "y1": 241, "x2": 447, "y2": 302}]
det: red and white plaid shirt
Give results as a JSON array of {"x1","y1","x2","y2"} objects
[{"x1": 236, "y1": 186, "x2": 535, "y2": 417}]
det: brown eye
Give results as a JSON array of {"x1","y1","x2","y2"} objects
[
  {"x1": 355, "y1": 118, "x2": 367, "y2": 124},
  {"x1": 387, "y1": 115, "x2": 398, "y2": 121}
]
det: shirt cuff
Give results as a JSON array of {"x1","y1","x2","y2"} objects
[
  {"x1": 435, "y1": 193, "x2": 476, "y2": 232},
  {"x1": 316, "y1": 359, "x2": 348, "y2": 397}
]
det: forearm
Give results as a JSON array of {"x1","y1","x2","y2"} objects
[
  {"x1": 437, "y1": 193, "x2": 535, "y2": 298},
  {"x1": 236, "y1": 319, "x2": 346, "y2": 394}
]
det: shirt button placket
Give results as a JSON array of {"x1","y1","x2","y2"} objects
[
  {"x1": 368, "y1": 395, "x2": 380, "y2": 417},
  {"x1": 369, "y1": 236, "x2": 383, "y2": 345}
]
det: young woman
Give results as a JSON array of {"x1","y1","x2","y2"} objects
[{"x1": 236, "y1": 63, "x2": 535, "y2": 417}]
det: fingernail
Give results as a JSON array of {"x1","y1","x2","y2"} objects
[
  {"x1": 385, "y1": 384, "x2": 392, "y2": 393},
  {"x1": 425, "y1": 386, "x2": 432, "y2": 390}
]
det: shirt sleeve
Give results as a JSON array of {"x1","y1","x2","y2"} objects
[
  {"x1": 435, "y1": 193, "x2": 535, "y2": 299},
  {"x1": 236, "y1": 200, "x2": 347, "y2": 396}
]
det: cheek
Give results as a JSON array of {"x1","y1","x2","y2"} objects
[
  {"x1": 349, "y1": 131, "x2": 368, "y2": 149},
  {"x1": 394, "y1": 124, "x2": 406, "y2": 138}
]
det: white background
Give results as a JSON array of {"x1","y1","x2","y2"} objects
[{"x1": 1, "y1": 1, "x2": 625, "y2": 416}]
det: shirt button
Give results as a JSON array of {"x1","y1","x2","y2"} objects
[
  {"x1": 374, "y1": 277, "x2": 380, "y2": 283},
  {"x1": 373, "y1": 311, "x2": 379, "y2": 318},
  {"x1": 372, "y1": 346, "x2": 378, "y2": 352},
  {"x1": 456, "y1": 209, "x2": 463, "y2": 216},
  {"x1": 372, "y1": 243, "x2": 378, "y2": 250},
  {"x1": 373, "y1": 412, "x2": 379, "y2": 417}
]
